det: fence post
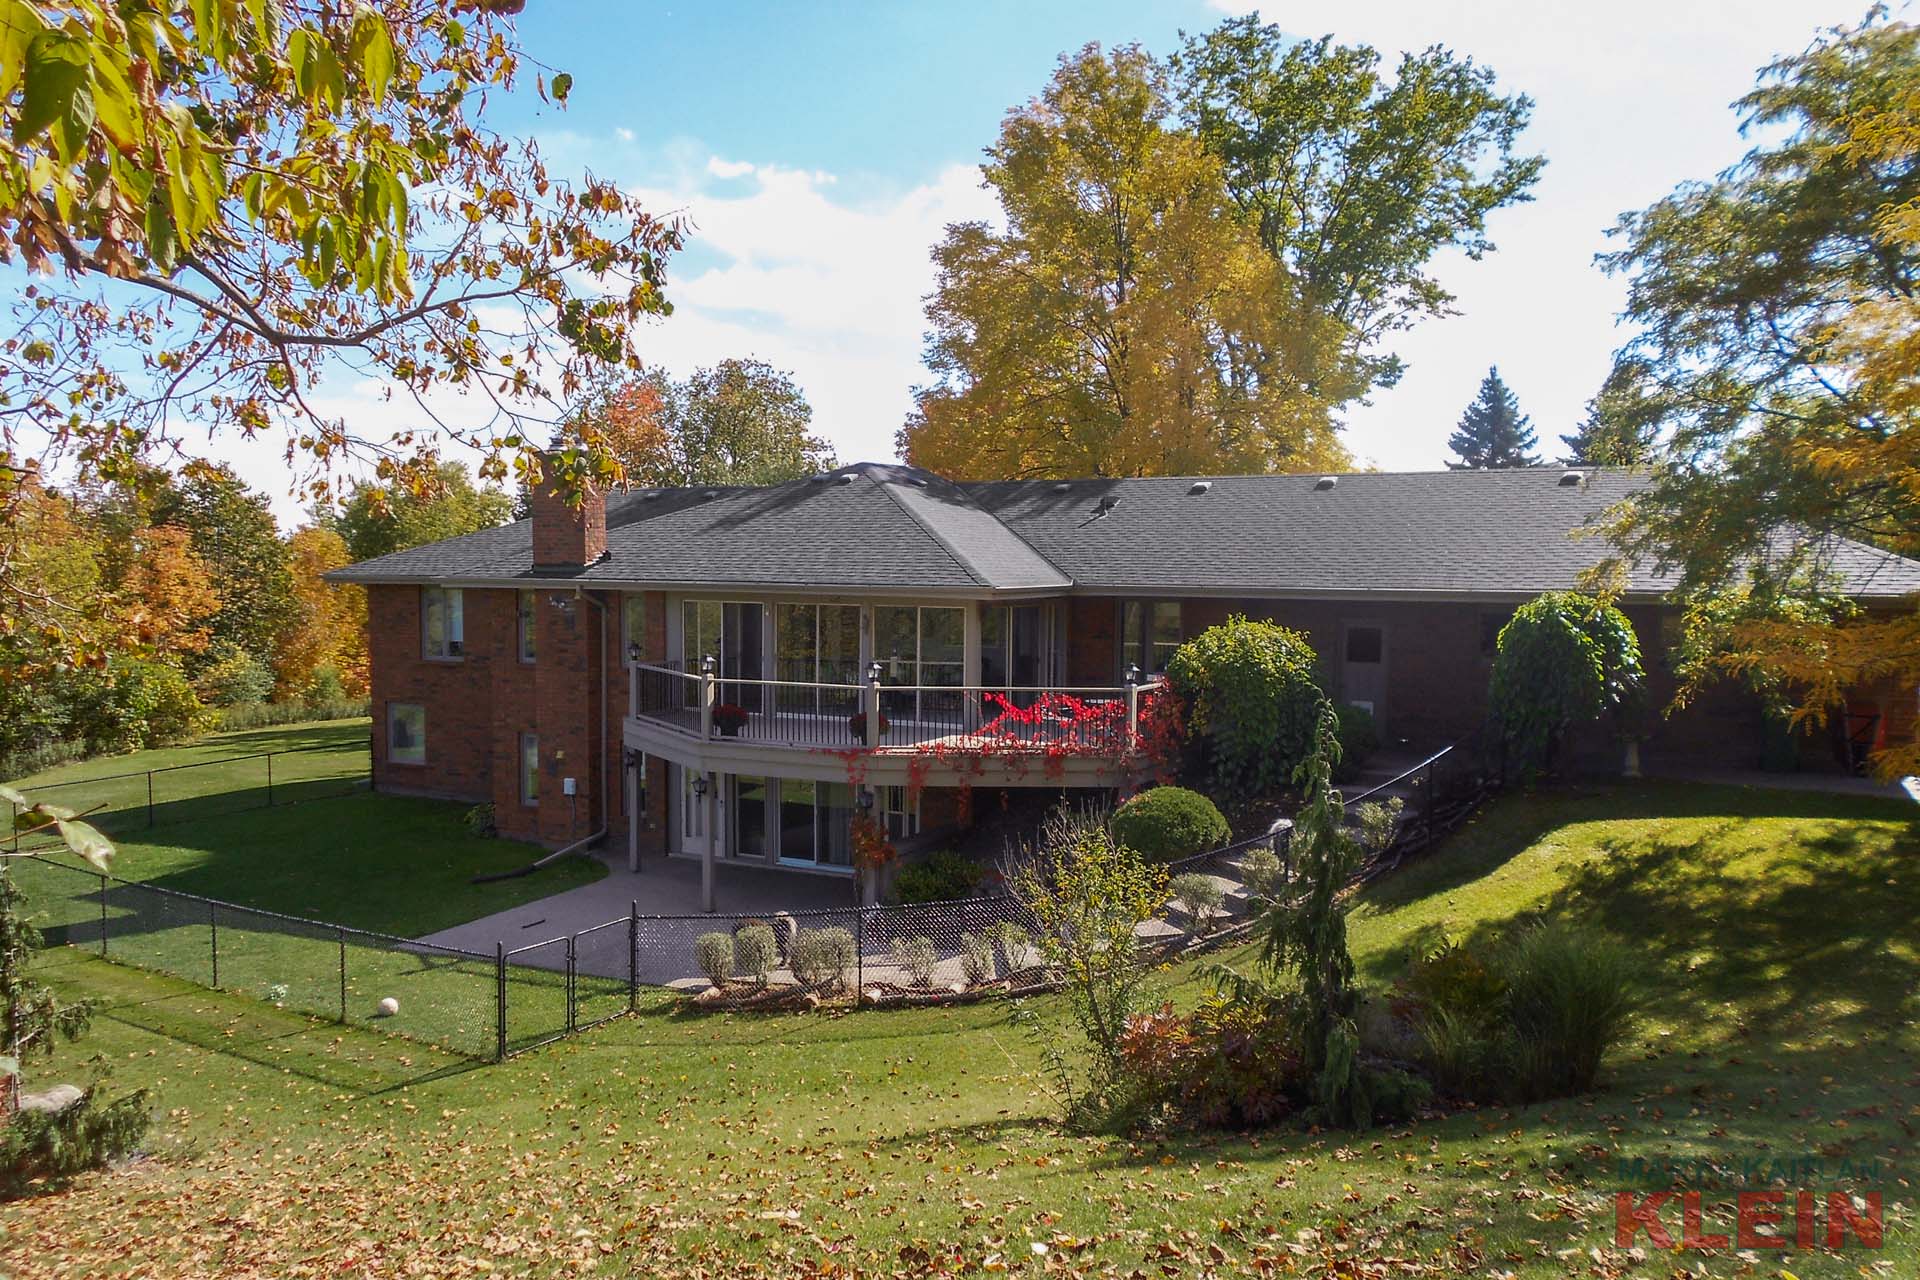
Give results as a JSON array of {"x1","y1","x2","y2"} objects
[
  {"x1": 627, "y1": 900, "x2": 639, "y2": 1013},
  {"x1": 209, "y1": 901, "x2": 219, "y2": 988},
  {"x1": 856, "y1": 906, "x2": 865, "y2": 995},
  {"x1": 495, "y1": 942, "x2": 508, "y2": 1061},
  {"x1": 337, "y1": 926, "x2": 347, "y2": 1023},
  {"x1": 98, "y1": 874, "x2": 108, "y2": 956},
  {"x1": 566, "y1": 936, "x2": 578, "y2": 1034},
  {"x1": 146, "y1": 772, "x2": 155, "y2": 829}
]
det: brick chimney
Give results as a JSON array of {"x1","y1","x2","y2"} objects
[{"x1": 529, "y1": 453, "x2": 607, "y2": 569}]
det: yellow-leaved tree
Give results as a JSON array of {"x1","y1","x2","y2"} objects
[{"x1": 899, "y1": 45, "x2": 1357, "y2": 479}]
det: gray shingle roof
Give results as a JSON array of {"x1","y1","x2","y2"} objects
[{"x1": 327, "y1": 463, "x2": 1920, "y2": 601}]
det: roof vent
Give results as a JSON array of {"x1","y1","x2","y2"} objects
[
  {"x1": 1093, "y1": 496, "x2": 1119, "y2": 518},
  {"x1": 1188, "y1": 480, "x2": 1212, "y2": 495},
  {"x1": 838, "y1": 472, "x2": 857, "y2": 485},
  {"x1": 703, "y1": 489, "x2": 721, "y2": 500},
  {"x1": 808, "y1": 473, "x2": 833, "y2": 484},
  {"x1": 1314, "y1": 476, "x2": 1337, "y2": 491},
  {"x1": 907, "y1": 476, "x2": 928, "y2": 487},
  {"x1": 1558, "y1": 470, "x2": 1586, "y2": 488},
  {"x1": 1052, "y1": 482, "x2": 1071, "y2": 493}
]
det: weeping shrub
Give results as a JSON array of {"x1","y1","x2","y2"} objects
[
  {"x1": 1, "y1": 1086, "x2": 152, "y2": 1198},
  {"x1": 1111, "y1": 786, "x2": 1230, "y2": 862},
  {"x1": 1165, "y1": 617, "x2": 1326, "y2": 803},
  {"x1": 1489, "y1": 592, "x2": 1643, "y2": 779}
]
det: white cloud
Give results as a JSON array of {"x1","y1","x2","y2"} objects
[{"x1": 704, "y1": 155, "x2": 755, "y2": 179}]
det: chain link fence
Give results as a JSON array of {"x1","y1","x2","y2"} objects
[
  {"x1": 12, "y1": 747, "x2": 1500, "y2": 1063},
  {"x1": 8, "y1": 742, "x2": 372, "y2": 851}
]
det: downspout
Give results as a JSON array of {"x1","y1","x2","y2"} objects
[{"x1": 470, "y1": 587, "x2": 610, "y2": 882}]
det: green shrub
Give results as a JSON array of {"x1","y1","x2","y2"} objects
[
  {"x1": 1111, "y1": 786, "x2": 1230, "y2": 862},
  {"x1": 1399, "y1": 939, "x2": 1507, "y2": 1028},
  {"x1": 891, "y1": 936, "x2": 937, "y2": 987},
  {"x1": 215, "y1": 697, "x2": 370, "y2": 731},
  {"x1": 1413, "y1": 1005, "x2": 1502, "y2": 1100},
  {"x1": 1, "y1": 1086, "x2": 152, "y2": 1198},
  {"x1": 1238, "y1": 845, "x2": 1284, "y2": 900},
  {"x1": 1332, "y1": 703, "x2": 1380, "y2": 782},
  {"x1": 1502, "y1": 924, "x2": 1641, "y2": 1099},
  {"x1": 891, "y1": 850, "x2": 984, "y2": 904},
  {"x1": 462, "y1": 804, "x2": 497, "y2": 838},
  {"x1": 1489, "y1": 591, "x2": 1643, "y2": 778},
  {"x1": 990, "y1": 920, "x2": 1037, "y2": 974},
  {"x1": 959, "y1": 932, "x2": 995, "y2": 986},
  {"x1": 790, "y1": 926, "x2": 855, "y2": 989},
  {"x1": 1168, "y1": 872, "x2": 1225, "y2": 936},
  {"x1": 694, "y1": 932, "x2": 735, "y2": 987},
  {"x1": 196, "y1": 648, "x2": 276, "y2": 707},
  {"x1": 1352, "y1": 797, "x2": 1404, "y2": 857},
  {"x1": 92, "y1": 660, "x2": 208, "y2": 751},
  {"x1": 733, "y1": 924, "x2": 778, "y2": 986},
  {"x1": 1165, "y1": 617, "x2": 1327, "y2": 802}
]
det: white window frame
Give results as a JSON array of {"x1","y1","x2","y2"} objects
[
  {"x1": 387, "y1": 702, "x2": 426, "y2": 765},
  {"x1": 517, "y1": 590, "x2": 536, "y2": 664},
  {"x1": 422, "y1": 586, "x2": 465, "y2": 659},
  {"x1": 519, "y1": 732, "x2": 539, "y2": 806}
]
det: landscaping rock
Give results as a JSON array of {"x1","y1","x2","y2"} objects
[{"x1": 18, "y1": 1083, "x2": 84, "y2": 1115}]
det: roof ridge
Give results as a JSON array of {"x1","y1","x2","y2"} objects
[{"x1": 865, "y1": 472, "x2": 992, "y2": 587}]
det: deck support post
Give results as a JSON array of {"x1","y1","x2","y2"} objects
[{"x1": 702, "y1": 772, "x2": 717, "y2": 914}]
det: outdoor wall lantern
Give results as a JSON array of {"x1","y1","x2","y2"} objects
[
  {"x1": 865, "y1": 659, "x2": 883, "y2": 683},
  {"x1": 701, "y1": 653, "x2": 717, "y2": 676},
  {"x1": 627, "y1": 642, "x2": 642, "y2": 664},
  {"x1": 691, "y1": 774, "x2": 709, "y2": 800},
  {"x1": 1124, "y1": 663, "x2": 1142, "y2": 687},
  {"x1": 856, "y1": 788, "x2": 875, "y2": 813}
]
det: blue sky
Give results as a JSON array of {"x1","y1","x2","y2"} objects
[{"x1": 243, "y1": 0, "x2": 1897, "y2": 522}]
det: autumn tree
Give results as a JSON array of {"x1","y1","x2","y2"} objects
[
  {"x1": 1446, "y1": 367, "x2": 1540, "y2": 469},
  {"x1": 276, "y1": 527, "x2": 367, "y2": 699},
  {"x1": 1171, "y1": 21, "x2": 1543, "y2": 395},
  {"x1": 0, "y1": 0, "x2": 684, "y2": 668},
  {"x1": 1596, "y1": 15, "x2": 1920, "y2": 776},
  {"x1": 322, "y1": 460, "x2": 513, "y2": 564},
  {"x1": 551, "y1": 359, "x2": 833, "y2": 495},
  {"x1": 901, "y1": 45, "x2": 1356, "y2": 479}
]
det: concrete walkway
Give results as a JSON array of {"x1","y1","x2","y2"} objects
[
  {"x1": 418, "y1": 850, "x2": 859, "y2": 957},
  {"x1": 1641, "y1": 762, "x2": 1917, "y2": 803}
]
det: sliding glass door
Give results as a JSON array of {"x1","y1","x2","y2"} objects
[
  {"x1": 874, "y1": 605, "x2": 964, "y2": 723},
  {"x1": 682, "y1": 600, "x2": 764, "y2": 712},
  {"x1": 774, "y1": 603, "x2": 861, "y2": 718},
  {"x1": 776, "y1": 778, "x2": 854, "y2": 868}
]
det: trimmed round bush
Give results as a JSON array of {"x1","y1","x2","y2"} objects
[
  {"x1": 1111, "y1": 786, "x2": 1230, "y2": 862},
  {"x1": 733, "y1": 923, "x2": 778, "y2": 985},
  {"x1": 789, "y1": 926, "x2": 856, "y2": 989},
  {"x1": 1165, "y1": 617, "x2": 1327, "y2": 802},
  {"x1": 892, "y1": 850, "x2": 984, "y2": 904},
  {"x1": 694, "y1": 932, "x2": 735, "y2": 987}
]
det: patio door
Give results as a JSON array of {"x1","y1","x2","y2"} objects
[
  {"x1": 1340, "y1": 621, "x2": 1388, "y2": 730},
  {"x1": 774, "y1": 603, "x2": 861, "y2": 719},
  {"x1": 776, "y1": 778, "x2": 854, "y2": 869},
  {"x1": 982, "y1": 604, "x2": 1048, "y2": 708},
  {"x1": 683, "y1": 600, "x2": 765, "y2": 712}
]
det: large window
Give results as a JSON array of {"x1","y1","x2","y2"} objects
[
  {"x1": 519, "y1": 733, "x2": 539, "y2": 806},
  {"x1": 422, "y1": 586, "x2": 464, "y2": 658},
  {"x1": 878, "y1": 785, "x2": 919, "y2": 842},
  {"x1": 1120, "y1": 600, "x2": 1181, "y2": 676},
  {"x1": 517, "y1": 591, "x2": 536, "y2": 663},
  {"x1": 622, "y1": 593, "x2": 647, "y2": 663},
  {"x1": 387, "y1": 702, "x2": 426, "y2": 765},
  {"x1": 777, "y1": 779, "x2": 853, "y2": 867},
  {"x1": 774, "y1": 603, "x2": 861, "y2": 716},
  {"x1": 874, "y1": 605, "x2": 964, "y2": 721}
]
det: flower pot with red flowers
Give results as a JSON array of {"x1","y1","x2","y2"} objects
[
  {"x1": 712, "y1": 703, "x2": 750, "y2": 737},
  {"x1": 848, "y1": 710, "x2": 891, "y2": 744}
]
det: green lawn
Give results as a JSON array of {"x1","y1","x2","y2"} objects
[
  {"x1": 5, "y1": 719, "x2": 608, "y2": 1057},
  {"x1": 3, "y1": 780, "x2": 1915, "y2": 1278},
  {"x1": 6, "y1": 718, "x2": 375, "y2": 842}
]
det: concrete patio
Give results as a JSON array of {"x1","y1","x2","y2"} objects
[{"x1": 417, "y1": 848, "x2": 859, "y2": 959}]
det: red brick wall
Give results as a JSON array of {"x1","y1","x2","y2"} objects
[
  {"x1": 529, "y1": 467, "x2": 607, "y2": 568},
  {"x1": 1061, "y1": 594, "x2": 1794, "y2": 768}
]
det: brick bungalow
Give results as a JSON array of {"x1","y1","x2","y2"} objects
[{"x1": 329, "y1": 461, "x2": 1920, "y2": 899}]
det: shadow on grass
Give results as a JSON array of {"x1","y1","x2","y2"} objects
[{"x1": 203, "y1": 720, "x2": 373, "y2": 755}]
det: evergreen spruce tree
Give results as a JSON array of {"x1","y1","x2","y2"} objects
[
  {"x1": 1559, "y1": 360, "x2": 1659, "y2": 465},
  {"x1": 1446, "y1": 367, "x2": 1540, "y2": 469}
]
